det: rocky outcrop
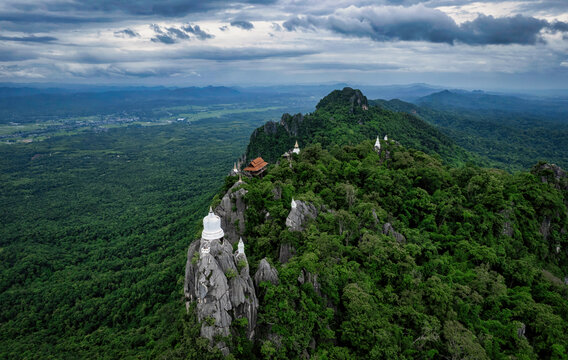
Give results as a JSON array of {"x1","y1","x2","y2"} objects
[
  {"x1": 540, "y1": 216, "x2": 551, "y2": 241},
  {"x1": 279, "y1": 243, "x2": 296, "y2": 264},
  {"x1": 383, "y1": 222, "x2": 406, "y2": 243},
  {"x1": 298, "y1": 269, "x2": 322, "y2": 296},
  {"x1": 254, "y1": 258, "x2": 279, "y2": 290},
  {"x1": 500, "y1": 208, "x2": 514, "y2": 237},
  {"x1": 230, "y1": 246, "x2": 259, "y2": 339},
  {"x1": 184, "y1": 238, "x2": 258, "y2": 354},
  {"x1": 264, "y1": 121, "x2": 278, "y2": 135},
  {"x1": 532, "y1": 162, "x2": 568, "y2": 191},
  {"x1": 280, "y1": 113, "x2": 304, "y2": 137},
  {"x1": 286, "y1": 200, "x2": 318, "y2": 231},
  {"x1": 215, "y1": 182, "x2": 247, "y2": 245}
]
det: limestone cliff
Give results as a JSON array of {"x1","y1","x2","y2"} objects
[
  {"x1": 215, "y1": 181, "x2": 247, "y2": 245},
  {"x1": 184, "y1": 238, "x2": 258, "y2": 353},
  {"x1": 286, "y1": 200, "x2": 318, "y2": 232}
]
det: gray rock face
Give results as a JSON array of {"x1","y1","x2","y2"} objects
[
  {"x1": 500, "y1": 208, "x2": 514, "y2": 237},
  {"x1": 184, "y1": 237, "x2": 259, "y2": 353},
  {"x1": 254, "y1": 258, "x2": 279, "y2": 290},
  {"x1": 280, "y1": 113, "x2": 304, "y2": 137},
  {"x1": 230, "y1": 251, "x2": 259, "y2": 339},
  {"x1": 298, "y1": 269, "x2": 322, "y2": 296},
  {"x1": 540, "y1": 216, "x2": 551, "y2": 241},
  {"x1": 286, "y1": 201, "x2": 318, "y2": 232},
  {"x1": 264, "y1": 121, "x2": 278, "y2": 135},
  {"x1": 279, "y1": 243, "x2": 296, "y2": 264},
  {"x1": 532, "y1": 162, "x2": 568, "y2": 191},
  {"x1": 215, "y1": 182, "x2": 247, "y2": 245},
  {"x1": 383, "y1": 222, "x2": 406, "y2": 243},
  {"x1": 517, "y1": 323, "x2": 526, "y2": 339}
]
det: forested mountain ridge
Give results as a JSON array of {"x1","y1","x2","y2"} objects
[
  {"x1": 185, "y1": 89, "x2": 568, "y2": 359},
  {"x1": 245, "y1": 87, "x2": 472, "y2": 166},
  {"x1": 372, "y1": 94, "x2": 568, "y2": 171}
]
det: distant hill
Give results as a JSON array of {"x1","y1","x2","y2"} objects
[
  {"x1": 245, "y1": 87, "x2": 471, "y2": 166},
  {"x1": 372, "y1": 94, "x2": 568, "y2": 171},
  {"x1": 417, "y1": 90, "x2": 568, "y2": 122}
]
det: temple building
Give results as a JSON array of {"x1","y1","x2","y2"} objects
[
  {"x1": 243, "y1": 157, "x2": 268, "y2": 177},
  {"x1": 292, "y1": 140, "x2": 301, "y2": 154}
]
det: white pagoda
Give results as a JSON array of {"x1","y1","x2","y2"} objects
[{"x1": 292, "y1": 140, "x2": 300, "y2": 154}]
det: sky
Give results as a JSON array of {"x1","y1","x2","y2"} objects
[{"x1": 0, "y1": 0, "x2": 567, "y2": 90}]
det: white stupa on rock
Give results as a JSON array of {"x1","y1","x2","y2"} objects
[
  {"x1": 237, "y1": 237, "x2": 245, "y2": 255},
  {"x1": 293, "y1": 140, "x2": 300, "y2": 154},
  {"x1": 374, "y1": 136, "x2": 381, "y2": 151},
  {"x1": 202, "y1": 207, "x2": 224, "y2": 241},
  {"x1": 291, "y1": 198, "x2": 297, "y2": 209},
  {"x1": 384, "y1": 134, "x2": 388, "y2": 141}
]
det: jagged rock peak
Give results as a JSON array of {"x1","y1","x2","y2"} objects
[
  {"x1": 315, "y1": 87, "x2": 369, "y2": 113},
  {"x1": 280, "y1": 113, "x2": 304, "y2": 137},
  {"x1": 254, "y1": 258, "x2": 279, "y2": 289},
  {"x1": 286, "y1": 200, "x2": 318, "y2": 232},
  {"x1": 532, "y1": 162, "x2": 568, "y2": 191},
  {"x1": 214, "y1": 181, "x2": 247, "y2": 245}
]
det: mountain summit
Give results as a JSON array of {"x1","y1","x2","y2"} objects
[{"x1": 245, "y1": 87, "x2": 470, "y2": 165}]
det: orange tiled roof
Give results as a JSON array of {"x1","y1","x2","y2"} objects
[{"x1": 243, "y1": 157, "x2": 268, "y2": 172}]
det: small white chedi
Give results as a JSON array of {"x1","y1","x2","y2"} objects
[{"x1": 237, "y1": 237, "x2": 245, "y2": 255}]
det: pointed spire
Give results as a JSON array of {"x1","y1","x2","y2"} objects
[
  {"x1": 291, "y1": 198, "x2": 297, "y2": 209},
  {"x1": 238, "y1": 237, "x2": 245, "y2": 255},
  {"x1": 374, "y1": 135, "x2": 381, "y2": 150},
  {"x1": 238, "y1": 173, "x2": 243, "y2": 183},
  {"x1": 293, "y1": 140, "x2": 300, "y2": 154},
  {"x1": 384, "y1": 134, "x2": 388, "y2": 141}
]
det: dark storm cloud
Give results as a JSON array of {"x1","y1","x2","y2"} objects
[
  {"x1": 182, "y1": 24, "x2": 214, "y2": 40},
  {"x1": 0, "y1": 35, "x2": 57, "y2": 43},
  {"x1": 0, "y1": 48, "x2": 38, "y2": 61},
  {"x1": 114, "y1": 29, "x2": 140, "y2": 38},
  {"x1": 283, "y1": 6, "x2": 568, "y2": 45},
  {"x1": 187, "y1": 47, "x2": 315, "y2": 61},
  {"x1": 0, "y1": 12, "x2": 113, "y2": 24},
  {"x1": 150, "y1": 24, "x2": 198, "y2": 44},
  {"x1": 166, "y1": 27, "x2": 190, "y2": 39},
  {"x1": 43, "y1": 46, "x2": 317, "y2": 64},
  {"x1": 231, "y1": 20, "x2": 254, "y2": 30},
  {"x1": 45, "y1": 0, "x2": 278, "y2": 17}
]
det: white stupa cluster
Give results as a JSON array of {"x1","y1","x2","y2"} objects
[
  {"x1": 200, "y1": 207, "x2": 247, "y2": 258},
  {"x1": 374, "y1": 134, "x2": 389, "y2": 152}
]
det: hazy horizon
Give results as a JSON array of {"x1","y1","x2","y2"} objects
[{"x1": 1, "y1": 0, "x2": 567, "y2": 90}]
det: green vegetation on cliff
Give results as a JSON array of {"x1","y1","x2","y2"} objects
[{"x1": 226, "y1": 139, "x2": 568, "y2": 359}]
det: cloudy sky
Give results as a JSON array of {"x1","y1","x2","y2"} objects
[{"x1": 0, "y1": 0, "x2": 567, "y2": 89}]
